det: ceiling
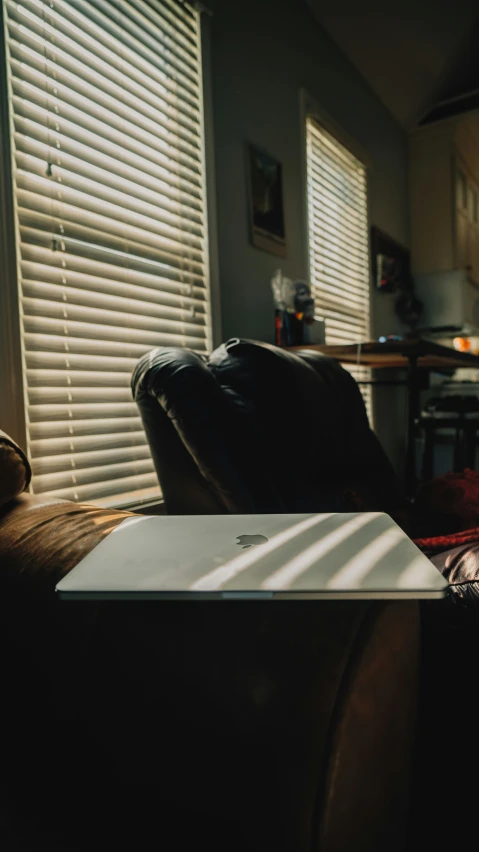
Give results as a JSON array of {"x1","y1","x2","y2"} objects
[{"x1": 306, "y1": 0, "x2": 479, "y2": 129}]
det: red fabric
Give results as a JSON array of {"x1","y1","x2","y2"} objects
[
  {"x1": 413, "y1": 468, "x2": 479, "y2": 553},
  {"x1": 414, "y1": 526, "x2": 479, "y2": 553}
]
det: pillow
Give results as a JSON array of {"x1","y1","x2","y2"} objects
[{"x1": 0, "y1": 429, "x2": 32, "y2": 509}]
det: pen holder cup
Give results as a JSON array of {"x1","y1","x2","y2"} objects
[{"x1": 275, "y1": 310, "x2": 305, "y2": 347}]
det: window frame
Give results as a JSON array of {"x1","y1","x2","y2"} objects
[
  {"x1": 0, "y1": 0, "x2": 221, "y2": 506},
  {"x1": 301, "y1": 89, "x2": 374, "y2": 423}
]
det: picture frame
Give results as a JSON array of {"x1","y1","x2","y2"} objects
[
  {"x1": 371, "y1": 226, "x2": 411, "y2": 293},
  {"x1": 246, "y1": 142, "x2": 286, "y2": 258}
]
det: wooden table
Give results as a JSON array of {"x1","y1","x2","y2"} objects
[{"x1": 290, "y1": 338, "x2": 479, "y2": 495}]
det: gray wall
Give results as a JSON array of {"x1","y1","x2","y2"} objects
[{"x1": 207, "y1": 0, "x2": 409, "y2": 470}]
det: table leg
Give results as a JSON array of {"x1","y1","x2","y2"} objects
[
  {"x1": 421, "y1": 421, "x2": 434, "y2": 482},
  {"x1": 405, "y1": 356, "x2": 420, "y2": 498},
  {"x1": 465, "y1": 424, "x2": 478, "y2": 470}
]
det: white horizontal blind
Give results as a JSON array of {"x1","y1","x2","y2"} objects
[
  {"x1": 3, "y1": 0, "x2": 211, "y2": 506},
  {"x1": 306, "y1": 117, "x2": 372, "y2": 421}
]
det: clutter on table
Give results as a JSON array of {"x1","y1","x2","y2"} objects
[{"x1": 271, "y1": 269, "x2": 324, "y2": 347}]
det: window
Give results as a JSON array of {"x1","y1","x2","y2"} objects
[
  {"x1": 2, "y1": 0, "x2": 211, "y2": 506},
  {"x1": 306, "y1": 116, "x2": 372, "y2": 420}
]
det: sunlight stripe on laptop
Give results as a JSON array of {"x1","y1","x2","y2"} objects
[
  {"x1": 261, "y1": 513, "x2": 378, "y2": 590},
  {"x1": 325, "y1": 526, "x2": 405, "y2": 588},
  {"x1": 189, "y1": 513, "x2": 335, "y2": 591}
]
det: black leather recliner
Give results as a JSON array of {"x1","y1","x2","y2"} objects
[{"x1": 131, "y1": 338, "x2": 407, "y2": 520}]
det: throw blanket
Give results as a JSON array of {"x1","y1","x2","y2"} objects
[
  {"x1": 413, "y1": 468, "x2": 479, "y2": 554},
  {"x1": 414, "y1": 526, "x2": 479, "y2": 554}
]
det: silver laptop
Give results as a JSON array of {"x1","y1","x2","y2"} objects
[{"x1": 56, "y1": 512, "x2": 447, "y2": 601}]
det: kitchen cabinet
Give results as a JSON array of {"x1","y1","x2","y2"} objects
[
  {"x1": 409, "y1": 115, "x2": 479, "y2": 285},
  {"x1": 455, "y1": 167, "x2": 479, "y2": 276}
]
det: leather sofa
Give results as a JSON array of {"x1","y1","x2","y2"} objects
[{"x1": 0, "y1": 428, "x2": 420, "y2": 851}]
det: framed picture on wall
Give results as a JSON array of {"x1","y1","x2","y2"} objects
[
  {"x1": 371, "y1": 226, "x2": 411, "y2": 293},
  {"x1": 246, "y1": 143, "x2": 286, "y2": 258}
]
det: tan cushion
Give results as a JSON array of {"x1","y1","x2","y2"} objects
[{"x1": 0, "y1": 430, "x2": 31, "y2": 509}]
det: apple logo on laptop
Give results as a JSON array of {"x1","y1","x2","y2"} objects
[{"x1": 236, "y1": 534, "x2": 269, "y2": 549}]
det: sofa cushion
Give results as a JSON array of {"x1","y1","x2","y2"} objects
[{"x1": 0, "y1": 429, "x2": 31, "y2": 509}]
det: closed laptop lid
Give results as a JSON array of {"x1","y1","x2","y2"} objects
[{"x1": 55, "y1": 512, "x2": 447, "y2": 600}]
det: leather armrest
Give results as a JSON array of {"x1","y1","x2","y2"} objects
[
  {"x1": 0, "y1": 430, "x2": 31, "y2": 508},
  {"x1": 0, "y1": 493, "x2": 132, "y2": 594}
]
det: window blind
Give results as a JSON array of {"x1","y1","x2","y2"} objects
[
  {"x1": 306, "y1": 117, "x2": 372, "y2": 421},
  {"x1": 3, "y1": 0, "x2": 211, "y2": 506}
]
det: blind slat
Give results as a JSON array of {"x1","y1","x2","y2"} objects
[
  {"x1": 30, "y1": 430, "x2": 148, "y2": 457},
  {"x1": 308, "y1": 190, "x2": 368, "y2": 240},
  {"x1": 21, "y1": 249, "x2": 207, "y2": 293},
  {"x1": 15, "y1": 148, "x2": 204, "y2": 231},
  {"x1": 11, "y1": 69, "x2": 202, "y2": 174},
  {"x1": 22, "y1": 280, "x2": 206, "y2": 324},
  {"x1": 4, "y1": 0, "x2": 210, "y2": 505},
  {"x1": 24, "y1": 321, "x2": 208, "y2": 352},
  {"x1": 20, "y1": 238, "x2": 206, "y2": 284},
  {"x1": 13, "y1": 122, "x2": 203, "y2": 217},
  {"x1": 28, "y1": 386, "x2": 134, "y2": 404},
  {"x1": 317, "y1": 305, "x2": 369, "y2": 326},
  {"x1": 8, "y1": 37, "x2": 202, "y2": 147},
  {"x1": 72, "y1": 0, "x2": 199, "y2": 79},
  {"x1": 7, "y1": 18, "x2": 201, "y2": 131},
  {"x1": 17, "y1": 186, "x2": 205, "y2": 259},
  {"x1": 125, "y1": 0, "x2": 198, "y2": 40},
  {"x1": 28, "y1": 401, "x2": 139, "y2": 422},
  {"x1": 310, "y1": 243, "x2": 368, "y2": 280},
  {"x1": 310, "y1": 273, "x2": 368, "y2": 310},
  {"x1": 10, "y1": 0, "x2": 201, "y2": 109},
  {"x1": 22, "y1": 271, "x2": 207, "y2": 313},
  {"x1": 40, "y1": 473, "x2": 159, "y2": 502},
  {"x1": 308, "y1": 151, "x2": 366, "y2": 198},
  {"x1": 10, "y1": 58, "x2": 202, "y2": 162},
  {"x1": 31, "y1": 443, "x2": 152, "y2": 475},
  {"x1": 309, "y1": 227, "x2": 369, "y2": 266},
  {"x1": 12, "y1": 95, "x2": 203, "y2": 192},
  {"x1": 25, "y1": 350, "x2": 139, "y2": 372},
  {"x1": 22, "y1": 297, "x2": 207, "y2": 336},
  {"x1": 33, "y1": 457, "x2": 155, "y2": 492},
  {"x1": 28, "y1": 369, "x2": 134, "y2": 387},
  {"x1": 308, "y1": 123, "x2": 367, "y2": 176},
  {"x1": 29, "y1": 416, "x2": 145, "y2": 440},
  {"x1": 307, "y1": 117, "x2": 372, "y2": 421}
]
